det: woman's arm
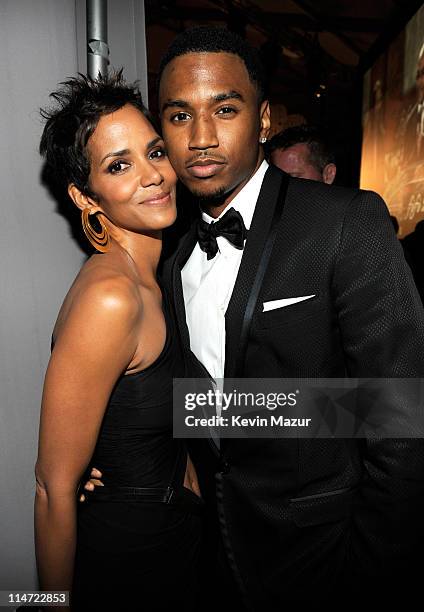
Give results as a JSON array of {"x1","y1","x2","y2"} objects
[{"x1": 35, "y1": 278, "x2": 140, "y2": 594}]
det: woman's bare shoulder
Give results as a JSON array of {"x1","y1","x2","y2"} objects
[{"x1": 53, "y1": 254, "x2": 142, "y2": 344}]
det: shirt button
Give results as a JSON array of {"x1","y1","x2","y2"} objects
[{"x1": 220, "y1": 461, "x2": 231, "y2": 474}]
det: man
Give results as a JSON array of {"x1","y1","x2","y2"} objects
[
  {"x1": 86, "y1": 26, "x2": 424, "y2": 609},
  {"x1": 267, "y1": 124, "x2": 337, "y2": 183}
]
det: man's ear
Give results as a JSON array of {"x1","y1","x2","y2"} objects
[
  {"x1": 322, "y1": 163, "x2": 337, "y2": 185},
  {"x1": 259, "y1": 100, "x2": 271, "y2": 141},
  {"x1": 68, "y1": 184, "x2": 99, "y2": 212}
]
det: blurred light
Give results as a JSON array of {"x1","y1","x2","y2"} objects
[{"x1": 282, "y1": 46, "x2": 304, "y2": 59}]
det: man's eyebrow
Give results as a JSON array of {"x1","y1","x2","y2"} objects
[
  {"x1": 213, "y1": 91, "x2": 244, "y2": 103},
  {"x1": 161, "y1": 99, "x2": 189, "y2": 113},
  {"x1": 161, "y1": 91, "x2": 244, "y2": 113}
]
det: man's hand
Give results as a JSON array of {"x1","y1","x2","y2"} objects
[
  {"x1": 79, "y1": 458, "x2": 201, "y2": 502},
  {"x1": 78, "y1": 467, "x2": 104, "y2": 502},
  {"x1": 183, "y1": 454, "x2": 201, "y2": 498}
]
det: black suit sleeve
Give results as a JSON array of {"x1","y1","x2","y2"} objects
[{"x1": 332, "y1": 189, "x2": 424, "y2": 580}]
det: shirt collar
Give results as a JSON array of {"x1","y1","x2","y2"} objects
[{"x1": 201, "y1": 159, "x2": 269, "y2": 230}]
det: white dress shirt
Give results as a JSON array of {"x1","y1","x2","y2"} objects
[{"x1": 182, "y1": 160, "x2": 269, "y2": 380}]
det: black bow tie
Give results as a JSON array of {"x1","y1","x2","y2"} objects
[{"x1": 197, "y1": 207, "x2": 248, "y2": 260}]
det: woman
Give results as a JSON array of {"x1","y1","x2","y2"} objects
[{"x1": 35, "y1": 72, "x2": 203, "y2": 611}]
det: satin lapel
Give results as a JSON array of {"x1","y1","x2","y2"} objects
[
  {"x1": 224, "y1": 165, "x2": 286, "y2": 378},
  {"x1": 171, "y1": 222, "x2": 198, "y2": 351},
  {"x1": 170, "y1": 224, "x2": 220, "y2": 459}
]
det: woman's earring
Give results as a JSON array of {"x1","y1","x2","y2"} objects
[
  {"x1": 81, "y1": 208, "x2": 110, "y2": 253},
  {"x1": 260, "y1": 137, "x2": 267, "y2": 144}
]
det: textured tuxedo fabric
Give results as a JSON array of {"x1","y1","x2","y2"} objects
[{"x1": 162, "y1": 166, "x2": 424, "y2": 609}]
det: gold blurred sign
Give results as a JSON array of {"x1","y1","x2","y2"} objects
[{"x1": 360, "y1": 5, "x2": 424, "y2": 237}]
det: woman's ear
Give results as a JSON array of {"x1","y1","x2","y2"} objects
[{"x1": 68, "y1": 184, "x2": 101, "y2": 213}]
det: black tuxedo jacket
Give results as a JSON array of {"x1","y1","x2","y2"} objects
[{"x1": 162, "y1": 166, "x2": 424, "y2": 608}]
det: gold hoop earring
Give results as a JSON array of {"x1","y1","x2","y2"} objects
[{"x1": 81, "y1": 208, "x2": 110, "y2": 252}]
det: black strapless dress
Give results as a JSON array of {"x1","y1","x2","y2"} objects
[{"x1": 72, "y1": 285, "x2": 203, "y2": 611}]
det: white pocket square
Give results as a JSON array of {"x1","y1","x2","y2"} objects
[{"x1": 262, "y1": 294, "x2": 316, "y2": 312}]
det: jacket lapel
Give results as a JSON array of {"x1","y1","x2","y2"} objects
[
  {"x1": 224, "y1": 165, "x2": 286, "y2": 378},
  {"x1": 170, "y1": 223, "x2": 198, "y2": 351}
]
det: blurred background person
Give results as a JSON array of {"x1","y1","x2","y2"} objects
[{"x1": 267, "y1": 124, "x2": 337, "y2": 184}]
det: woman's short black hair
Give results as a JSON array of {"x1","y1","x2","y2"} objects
[
  {"x1": 40, "y1": 70, "x2": 155, "y2": 196},
  {"x1": 158, "y1": 26, "x2": 266, "y2": 103}
]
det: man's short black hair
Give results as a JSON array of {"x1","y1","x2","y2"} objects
[
  {"x1": 40, "y1": 70, "x2": 155, "y2": 196},
  {"x1": 158, "y1": 26, "x2": 266, "y2": 103},
  {"x1": 267, "y1": 125, "x2": 336, "y2": 173}
]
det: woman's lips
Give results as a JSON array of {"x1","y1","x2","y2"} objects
[
  {"x1": 186, "y1": 161, "x2": 225, "y2": 178},
  {"x1": 141, "y1": 192, "x2": 171, "y2": 206}
]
